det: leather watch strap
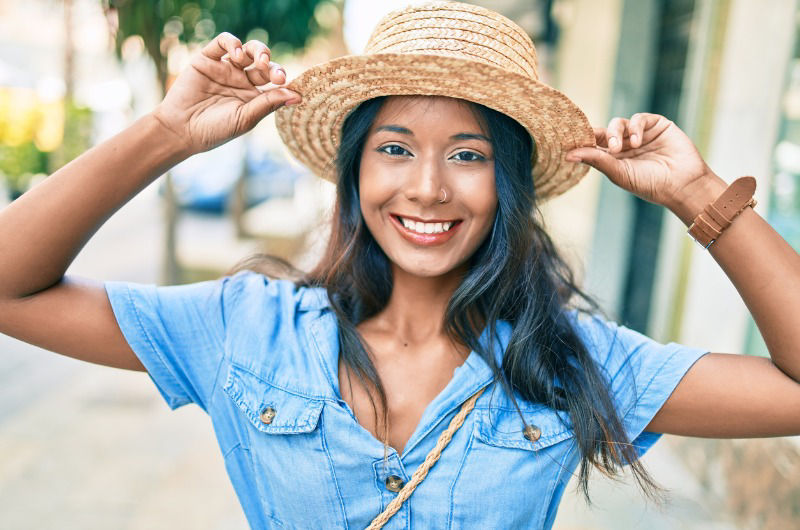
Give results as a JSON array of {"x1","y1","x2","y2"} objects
[{"x1": 688, "y1": 176, "x2": 757, "y2": 248}]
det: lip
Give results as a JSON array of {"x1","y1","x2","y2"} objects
[
  {"x1": 391, "y1": 213, "x2": 459, "y2": 223},
  {"x1": 390, "y1": 214, "x2": 462, "y2": 246}
]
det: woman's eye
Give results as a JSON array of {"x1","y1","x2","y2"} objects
[
  {"x1": 452, "y1": 151, "x2": 485, "y2": 162},
  {"x1": 378, "y1": 145, "x2": 411, "y2": 157}
]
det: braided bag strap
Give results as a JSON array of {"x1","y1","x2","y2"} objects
[{"x1": 366, "y1": 386, "x2": 486, "y2": 530}]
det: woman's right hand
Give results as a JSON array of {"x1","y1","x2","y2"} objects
[{"x1": 151, "y1": 32, "x2": 301, "y2": 156}]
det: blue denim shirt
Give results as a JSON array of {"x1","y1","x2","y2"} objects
[{"x1": 105, "y1": 270, "x2": 707, "y2": 529}]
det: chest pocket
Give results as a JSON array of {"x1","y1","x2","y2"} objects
[
  {"x1": 449, "y1": 404, "x2": 575, "y2": 529},
  {"x1": 221, "y1": 363, "x2": 345, "y2": 528},
  {"x1": 222, "y1": 363, "x2": 324, "y2": 435},
  {"x1": 473, "y1": 403, "x2": 573, "y2": 451}
]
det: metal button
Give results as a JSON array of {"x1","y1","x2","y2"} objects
[
  {"x1": 259, "y1": 406, "x2": 277, "y2": 424},
  {"x1": 385, "y1": 475, "x2": 405, "y2": 492},
  {"x1": 523, "y1": 424, "x2": 541, "y2": 442}
]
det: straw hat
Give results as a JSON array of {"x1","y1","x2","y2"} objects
[{"x1": 275, "y1": 1, "x2": 595, "y2": 199}]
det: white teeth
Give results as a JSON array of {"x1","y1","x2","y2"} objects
[{"x1": 398, "y1": 217, "x2": 455, "y2": 234}]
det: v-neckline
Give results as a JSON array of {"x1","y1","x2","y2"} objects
[{"x1": 308, "y1": 313, "x2": 499, "y2": 459}]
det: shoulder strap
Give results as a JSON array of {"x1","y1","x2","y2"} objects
[{"x1": 367, "y1": 386, "x2": 486, "y2": 530}]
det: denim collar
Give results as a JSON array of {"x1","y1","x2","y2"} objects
[{"x1": 306, "y1": 303, "x2": 512, "y2": 457}]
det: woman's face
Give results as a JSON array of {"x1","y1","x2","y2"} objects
[{"x1": 359, "y1": 96, "x2": 497, "y2": 278}]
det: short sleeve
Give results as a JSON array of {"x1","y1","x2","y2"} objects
[
  {"x1": 104, "y1": 273, "x2": 241, "y2": 411},
  {"x1": 571, "y1": 313, "x2": 709, "y2": 458}
]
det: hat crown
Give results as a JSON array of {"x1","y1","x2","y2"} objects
[{"x1": 364, "y1": 1, "x2": 539, "y2": 81}]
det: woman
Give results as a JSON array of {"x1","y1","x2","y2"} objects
[{"x1": 0, "y1": 2, "x2": 798, "y2": 528}]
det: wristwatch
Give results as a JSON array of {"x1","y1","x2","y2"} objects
[{"x1": 687, "y1": 176, "x2": 757, "y2": 249}]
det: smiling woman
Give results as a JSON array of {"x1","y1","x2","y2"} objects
[
  {"x1": 359, "y1": 97, "x2": 497, "y2": 277},
  {"x1": 1, "y1": 1, "x2": 799, "y2": 529},
  {"x1": 268, "y1": 90, "x2": 665, "y2": 507}
]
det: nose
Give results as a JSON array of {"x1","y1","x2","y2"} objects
[{"x1": 402, "y1": 156, "x2": 444, "y2": 206}]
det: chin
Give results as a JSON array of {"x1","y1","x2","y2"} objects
[
  {"x1": 404, "y1": 267, "x2": 449, "y2": 278},
  {"x1": 392, "y1": 256, "x2": 464, "y2": 279}
]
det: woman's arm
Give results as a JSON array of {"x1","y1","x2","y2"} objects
[
  {"x1": 0, "y1": 114, "x2": 186, "y2": 299},
  {"x1": 671, "y1": 174, "x2": 800, "y2": 380},
  {"x1": 0, "y1": 33, "x2": 300, "y2": 369},
  {"x1": 651, "y1": 178, "x2": 800, "y2": 437},
  {"x1": 567, "y1": 114, "x2": 800, "y2": 437}
]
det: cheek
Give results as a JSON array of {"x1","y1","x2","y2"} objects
[
  {"x1": 476, "y1": 188, "x2": 498, "y2": 217},
  {"x1": 459, "y1": 175, "x2": 498, "y2": 249},
  {"x1": 459, "y1": 174, "x2": 498, "y2": 222},
  {"x1": 474, "y1": 199, "x2": 498, "y2": 244},
  {"x1": 358, "y1": 159, "x2": 396, "y2": 226}
]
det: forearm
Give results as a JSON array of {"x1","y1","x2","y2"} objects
[
  {"x1": 668, "y1": 172, "x2": 800, "y2": 380},
  {"x1": 0, "y1": 113, "x2": 189, "y2": 299}
]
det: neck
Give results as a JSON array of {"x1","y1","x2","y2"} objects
[{"x1": 368, "y1": 264, "x2": 465, "y2": 343}]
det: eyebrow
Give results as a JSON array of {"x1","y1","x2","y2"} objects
[{"x1": 374, "y1": 125, "x2": 490, "y2": 143}]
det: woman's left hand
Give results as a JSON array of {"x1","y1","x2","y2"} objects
[{"x1": 565, "y1": 113, "x2": 716, "y2": 213}]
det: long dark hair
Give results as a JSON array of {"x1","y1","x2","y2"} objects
[{"x1": 230, "y1": 96, "x2": 659, "y2": 501}]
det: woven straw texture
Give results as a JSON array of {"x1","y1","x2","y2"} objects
[{"x1": 275, "y1": 1, "x2": 595, "y2": 199}]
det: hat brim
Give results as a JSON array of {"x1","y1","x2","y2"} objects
[{"x1": 275, "y1": 53, "x2": 596, "y2": 200}]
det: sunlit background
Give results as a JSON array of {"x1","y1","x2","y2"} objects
[{"x1": 1, "y1": 0, "x2": 799, "y2": 528}]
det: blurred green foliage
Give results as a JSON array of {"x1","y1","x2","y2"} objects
[
  {"x1": 47, "y1": 101, "x2": 93, "y2": 174},
  {"x1": 0, "y1": 142, "x2": 47, "y2": 198},
  {"x1": 0, "y1": 101, "x2": 91, "y2": 199},
  {"x1": 106, "y1": 0, "x2": 332, "y2": 88}
]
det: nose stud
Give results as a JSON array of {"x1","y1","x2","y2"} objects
[{"x1": 439, "y1": 188, "x2": 448, "y2": 203}]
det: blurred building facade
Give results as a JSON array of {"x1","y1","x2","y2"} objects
[
  {"x1": 529, "y1": 0, "x2": 799, "y2": 356},
  {"x1": 535, "y1": 0, "x2": 800, "y2": 526},
  {"x1": 470, "y1": 0, "x2": 800, "y2": 350}
]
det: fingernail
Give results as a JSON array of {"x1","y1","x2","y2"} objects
[
  {"x1": 630, "y1": 134, "x2": 638, "y2": 143},
  {"x1": 235, "y1": 48, "x2": 242, "y2": 59},
  {"x1": 565, "y1": 154, "x2": 582, "y2": 163},
  {"x1": 261, "y1": 54, "x2": 270, "y2": 64},
  {"x1": 608, "y1": 136, "x2": 618, "y2": 147}
]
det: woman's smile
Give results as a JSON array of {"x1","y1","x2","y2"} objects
[
  {"x1": 358, "y1": 95, "x2": 497, "y2": 278},
  {"x1": 390, "y1": 213, "x2": 463, "y2": 246}
]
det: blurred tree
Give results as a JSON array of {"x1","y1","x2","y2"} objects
[
  {"x1": 0, "y1": 141, "x2": 48, "y2": 199},
  {"x1": 0, "y1": 0, "x2": 92, "y2": 201},
  {"x1": 102, "y1": 0, "x2": 341, "y2": 283},
  {"x1": 65, "y1": 0, "x2": 75, "y2": 98},
  {"x1": 46, "y1": 101, "x2": 93, "y2": 174},
  {"x1": 104, "y1": 0, "x2": 333, "y2": 91}
]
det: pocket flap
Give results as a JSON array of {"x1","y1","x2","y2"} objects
[
  {"x1": 223, "y1": 364, "x2": 323, "y2": 434},
  {"x1": 474, "y1": 404, "x2": 572, "y2": 451}
]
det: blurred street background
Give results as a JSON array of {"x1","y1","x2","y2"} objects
[{"x1": 1, "y1": 0, "x2": 799, "y2": 528}]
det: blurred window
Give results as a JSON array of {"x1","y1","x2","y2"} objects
[{"x1": 620, "y1": 0, "x2": 695, "y2": 332}]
